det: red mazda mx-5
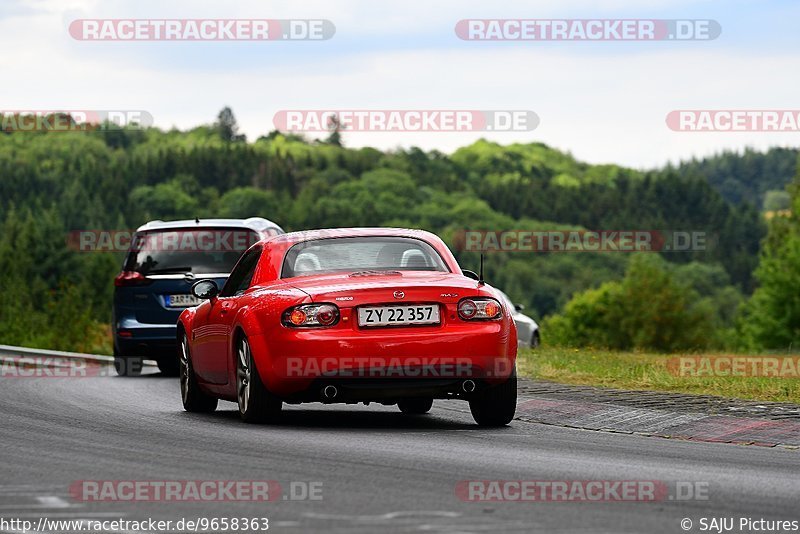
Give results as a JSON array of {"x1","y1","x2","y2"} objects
[{"x1": 177, "y1": 228, "x2": 518, "y2": 426}]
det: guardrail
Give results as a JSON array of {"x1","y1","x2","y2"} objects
[
  {"x1": 0, "y1": 344, "x2": 156, "y2": 367},
  {"x1": 0, "y1": 344, "x2": 114, "y2": 363}
]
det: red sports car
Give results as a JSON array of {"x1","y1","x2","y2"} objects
[{"x1": 177, "y1": 228, "x2": 517, "y2": 426}]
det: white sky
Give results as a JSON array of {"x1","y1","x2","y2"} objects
[{"x1": 1, "y1": 0, "x2": 799, "y2": 168}]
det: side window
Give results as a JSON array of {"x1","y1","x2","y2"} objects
[{"x1": 220, "y1": 247, "x2": 262, "y2": 297}]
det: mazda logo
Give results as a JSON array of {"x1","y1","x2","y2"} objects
[{"x1": 393, "y1": 291, "x2": 405, "y2": 299}]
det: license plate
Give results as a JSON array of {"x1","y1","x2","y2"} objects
[
  {"x1": 166, "y1": 294, "x2": 201, "y2": 308},
  {"x1": 358, "y1": 305, "x2": 440, "y2": 327}
]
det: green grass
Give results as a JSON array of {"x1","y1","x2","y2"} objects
[{"x1": 517, "y1": 346, "x2": 800, "y2": 404}]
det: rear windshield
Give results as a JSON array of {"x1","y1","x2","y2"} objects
[
  {"x1": 124, "y1": 228, "x2": 261, "y2": 275},
  {"x1": 282, "y1": 236, "x2": 449, "y2": 278}
]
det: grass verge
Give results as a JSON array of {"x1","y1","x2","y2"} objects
[{"x1": 517, "y1": 346, "x2": 800, "y2": 404}]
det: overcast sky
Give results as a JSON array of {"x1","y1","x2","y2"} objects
[{"x1": 2, "y1": 0, "x2": 799, "y2": 168}]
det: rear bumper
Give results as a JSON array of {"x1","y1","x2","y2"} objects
[
  {"x1": 113, "y1": 317, "x2": 177, "y2": 359},
  {"x1": 284, "y1": 378, "x2": 474, "y2": 403},
  {"x1": 249, "y1": 321, "x2": 516, "y2": 398}
]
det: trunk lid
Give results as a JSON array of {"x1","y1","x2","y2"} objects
[{"x1": 288, "y1": 271, "x2": 483, "y2": 306}]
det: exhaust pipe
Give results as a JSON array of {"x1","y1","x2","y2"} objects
[
  {"x1": 461, "y1": 380, "x2": 476, "y2": 393},
  {"x1": 322, "y1": 385, "x2": 338, "y2": 400}
]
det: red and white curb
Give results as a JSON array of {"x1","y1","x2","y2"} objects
[{"x1": 516, "y1": 398, "x2": 800, "y2": 448}]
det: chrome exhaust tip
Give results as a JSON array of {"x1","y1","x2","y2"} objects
[
  {"x1": 462, "y1": 380, "x2": 476, "y2": 393},
  {"x1": 322, "y1": 385, "x2": 338, "y2": 400}
]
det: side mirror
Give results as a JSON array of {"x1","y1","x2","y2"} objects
[
  {"x1": 462, "y1": 269, "x2": 480, "y2": 281},
  {"x1": 191, "y1": 279, "x2": 219, "y2": 300},
  {"x1": 514, "y1": 303, "x2": 525, "y2": 312}
]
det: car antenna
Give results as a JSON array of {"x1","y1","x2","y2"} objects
[
  {"x1": 478, "y1": 253, "x2": 485, "y2": 286},
  {"x1": 195, "y1": 216, "x2": 200, "y2": 224}
]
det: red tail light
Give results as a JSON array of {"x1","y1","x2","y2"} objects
[
  {"x1": 114, "y1": 271, "x2": 151, "y2": 287},
  {"x1": 458, "y1": 298, "x2": 503, "y2": 321},
  {"x1": 458, "y1": 299, "x2": 478, "y2": 319},
  {"x1": 315, "y1": 305, "x2": 338, "y2": 326},
  {"x1": 283, "y1": 304, "x2": 340, "y2": 327}
]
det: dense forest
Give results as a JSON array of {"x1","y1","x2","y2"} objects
[
  {"x1": 0, "y1": 109, "x2": 796, "y2": 353},
  {"x1": 671, "y1": 147, "x2": 798, "y2": 209}
]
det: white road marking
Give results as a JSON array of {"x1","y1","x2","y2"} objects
[
  {"x1": 303, "y1": 510, "x2": 461, "y2": 521},
  {"x1": 36, "y1": 496, "x2": 72, "y2": 508}
]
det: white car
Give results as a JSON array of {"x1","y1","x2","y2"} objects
[{"x1": 496, "y1": 290, "x2": 540, "y2": 349}]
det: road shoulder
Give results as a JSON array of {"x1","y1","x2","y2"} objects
[{"x1": 517, "y1": 378, "x2": 800, "y2": 448}]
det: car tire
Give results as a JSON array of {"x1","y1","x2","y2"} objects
[
  {"x1": 113, "y1": 348, "x2": 142, "y2": 377},
  {"x1": 468, "y1": 368, "x2": 517, "y2": 427},
  {"x1": 397, "y1": 398, "x2": 433, "y2": 415},
  {"x1": 237, "y1": 336, "x2": 282, "y2": 424},
  {"x1": 179, "y1": 334, "x2": 218, "y2": 413}
]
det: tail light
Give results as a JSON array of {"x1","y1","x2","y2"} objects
[
  {"x1": 114, "y1": 271, "x2": 151, "y2": 287},
  {"x1": 458, "y1": 298, "x2": 502, "y2": 321},
  {"x1": 283, "y1": 304, "x2": 340, "y2": 327}
]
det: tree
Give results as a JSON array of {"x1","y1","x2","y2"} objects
[
  {"x1": 218, "y1": 187, "x2": 283, "y2": 221},
  {"x1": 544, "y1": 254, "x2": 713, "y2": 351},
  {"x1": 763, "y1": 190, "x2": 791, "y2": 212},
  {"x1": 129, "y1": 181, "x2": 199, "y2": 220},
  {"x1": 740, "y1": 158, "x2": 800, "y2": 349},
  {"x1": 323, "y1": 114, "x2": 343, "y2": 147},
  {"x1": 214, "y1": 107, "x2": 245, "y2": 142}
]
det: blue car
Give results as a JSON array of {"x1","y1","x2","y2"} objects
[{"x1": 112, "y1": 218, "x2": 284, "y2": 376}]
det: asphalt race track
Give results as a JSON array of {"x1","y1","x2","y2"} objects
[{"x1": 2, "y1": 368, "x2": 799, "y2": 534}]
